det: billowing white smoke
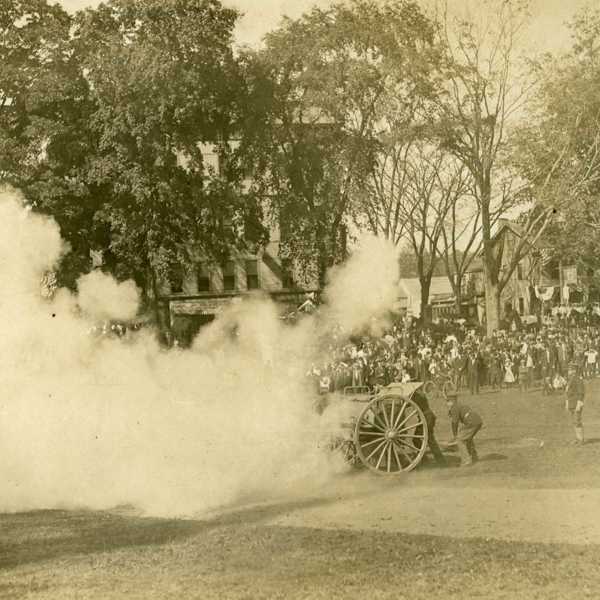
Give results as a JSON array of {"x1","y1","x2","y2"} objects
[
  {"x1": 323, "y1": 235, "x2": 399, "y2": 335},
  {"x1": 77, "y1": 270, "x2": 140, "y2": 322},
  {"x1": 0, "y1": 190, "x2": 400, "y2": 517}
]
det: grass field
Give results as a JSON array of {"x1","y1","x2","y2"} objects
[{"x1": 2, "y1": 381, "x2": 600, "y2": 599}]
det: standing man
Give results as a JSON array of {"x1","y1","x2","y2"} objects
[
  {"x1": 557, "y1": 337, "x2": 569, "y2": 376},
  {"x1": 465, "y1": 351, "x2": 480, "y2": 395},
  {"x1": 454, "y1": 350, "x2": 466, "y2": 389},
  {"x1": 565, "y1": 363, "x2": 585, "y2": 445},
  {"x1": 412, "y1": 388, "x2": 447, "y2": 467},
  {"x1": 584, "y1": 345, "x2": 597, "y2": 379},
  {"x1": 446, "y1": 392, "x2": 483, "y2": 466},
  {"x1": 488, "y1": 351, "x2": 501, "y2": 391}
]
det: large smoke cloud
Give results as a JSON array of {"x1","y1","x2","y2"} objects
[
  {"x1": 77, "y1": 270, "x2": 140, "y2": 322},
  {"x1": 323, "y1": 235, "x2": 399, "y2": 334},
  {"x1": 0, "y1": 189, "x2": 400, "y2": 517}
]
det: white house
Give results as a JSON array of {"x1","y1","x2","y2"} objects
[{"x1": 398, "y1": 276, "x2": 455, "y2": 318}]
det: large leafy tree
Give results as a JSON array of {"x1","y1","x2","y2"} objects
[
  {"x1": 243, "y1": 0, "x2": 442, "y2": 287},
  {"x1": 513, "y1": 7, "x2": 600, "y2": 279},
  {"x1": 65, "y1": 0, "x2": 266, "y2": 309},
  {"x1": 0, "y1": 1, "x2": 100, "y2": 287},
  {"x1": 0, "y1": 0, "x2": 76, "y2": 184},
  {"x1": 3, "y1": 0, "x2": 267, "y2": 306}
]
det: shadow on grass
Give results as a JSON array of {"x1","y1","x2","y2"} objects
[
  {"x1": 479, "y1": 452, "x2": 508, "y2": 462},
  {"x1": 0, "y1": 495, "x2": 345, "y2": 571}
]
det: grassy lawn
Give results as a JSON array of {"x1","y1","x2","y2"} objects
[{"x1": 2, "y1": 509, "x2": 599, "y2": 600}]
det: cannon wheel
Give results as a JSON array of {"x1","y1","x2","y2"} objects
[{"x1": 353, "y1": 394, "x2": 428, "y2": 474}]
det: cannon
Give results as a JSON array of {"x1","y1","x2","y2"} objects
[{"x1": 330, "y1": 382, "x2": 432, "y2": 474}]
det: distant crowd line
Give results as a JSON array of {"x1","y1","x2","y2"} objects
[{"x1": 309, "y1": 318, "x2": 600, "y2": 396}]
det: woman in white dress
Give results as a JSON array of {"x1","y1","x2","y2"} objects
[{"x1": 504, "y1": 355, "x2": 516, "y2": 387}]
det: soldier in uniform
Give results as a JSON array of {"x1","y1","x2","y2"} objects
[
  {"x1": 465, "y1": 350, "x2": 481, "y2": 395},
  {"x1": 412, "y1": 388, "x2": 447, "y2": 467},
  {"x1": 446, "y1": 392, "x2": 483, "y2": 466},
  {"x1": 565, "y1": 362, "x2": 585, "y2": 445}
]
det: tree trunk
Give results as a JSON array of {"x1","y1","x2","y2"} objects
[
  {"x1": 479, "y1": 176, "x2": 500, "y2": 336},
  {"x1": 148, "y1": 265, "x2": 164, "y2": 328},
  {"x1": 313, "y1": 225, "x2": 328, "y2": 290},
  {"x1": 420, "y1": 277, "x2": 432, "y2": 325},
  {"x1": 339, "y1": 224, "x2": 348, "y2": 261},
  {"x1": 454, "y1": 288, "x2": 463, "y2": 318},
  {"x1": 317, "y1": 249, "x2": 328, "y2": 290},
  {"x1": 484, "y1": 274, "x2": 501, "y2": 335}
]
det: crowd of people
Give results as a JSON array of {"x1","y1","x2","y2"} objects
[
  {"x1": 87, "y1": 320, "x2": 146, "y2": 339},
  {"x1": 309, "y1": 317, "x2": 600, "y2": 396}
]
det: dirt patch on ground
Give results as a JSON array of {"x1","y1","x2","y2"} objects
[
  {"x1": 264, "y1": 484, "x2": 600, "y2": 544},
  {"x1": 254, "y1": 382, "x2": 600, "y2": 545}
]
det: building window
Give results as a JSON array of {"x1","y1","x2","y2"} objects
[
  {"x1": 197, "y1": 263, "x2": 210, "y2": 292},
  {"x1": 222, "y1": 261, "x2": 236, "y2": 291},
  {"x1": 517, "y1": 264, "x2": 524, "y2": 280},
  {"x1": 198, "y1": 142, "x2": 220, "y2": 175},
  {"x1": 518, "y1": 297, "x2": 524, "y2": 315},
  {"x1": 169, "y1": 267, "x2": 184, "y2": 294},
  {"x1": 281, "y1": 258, "x2": 295, "y2": 289},
  {"x1": 246, "y1": 260, "x2": 259, "y2": 290}
]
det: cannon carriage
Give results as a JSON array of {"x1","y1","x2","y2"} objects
[{"x1": 331, "y1": 382, "x2": 433, "y2": 474}]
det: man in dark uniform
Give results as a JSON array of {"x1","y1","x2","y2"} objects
[
  {"x1": 446, "y1": 392, "x2": 483, "y2": 466},
  {"x1": 565, "y1": 362, "x2": 585, "y2": 445},
  {"x1": 412, "y1": 388, "x2": 447, "y2": 467},
  {"x1": 465, "y1": 351, "x2": 480, "y2": 395}
]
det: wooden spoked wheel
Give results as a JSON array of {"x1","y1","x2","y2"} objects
[{"x1": 353, "y1": 395, "x2": 428, "y2": 474}]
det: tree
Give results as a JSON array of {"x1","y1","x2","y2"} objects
[
  {"x1": 398, "y1": 144, "x2": 465, "y2": 321},
  {"x1": 49, "y1": 0, "x2": 267, "y2": 314},
  {"x1": 244, "y1": 0, "x2": 441, "y2": 287},
  {"x1": 360, "y1": 136, "x2": 413, "y2": 245},
  {"x1": 0, "y1": 1, "x2": 106, "y2": 288},
  {"x1": 512, "y1": 7, "x2": 600, "y2": 279},
  {"x1": 2, "y1": 0, "x2": 268, "y2": 305},
  {"x1": 398, "y1": 247, "x2": 446, "y2": 278},
  {"x1": 362, "y1": 135, "x2": 474, "y2": 319},
  {"x1": 434, "y1": 0, "x2": 558, "y2": 334},
  {"x1": 436, "y1": 159, "x2": 480, "y2": 311},
  {"x1": 0, "y1": 0, "x2": 75, "y2": 184}
]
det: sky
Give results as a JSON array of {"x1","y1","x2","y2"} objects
[{"x1": 55, "y1": 0, "x2": 595, "y2": 52}]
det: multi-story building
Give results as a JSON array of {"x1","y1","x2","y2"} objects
[
  {"x1": 157, "y1": 240, "x2": 318, "y2": 346},
  {"x1": 156, "y1": 143, "x2": 319, "y2": 345}
]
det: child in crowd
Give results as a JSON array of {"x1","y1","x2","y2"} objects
[{"x1": 504, "y1": 356, "x2": 515, "y2": 388}]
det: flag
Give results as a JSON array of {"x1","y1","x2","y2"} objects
[{"x1": 538, "y1": 248, "x2": 551, "y2": 266}]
